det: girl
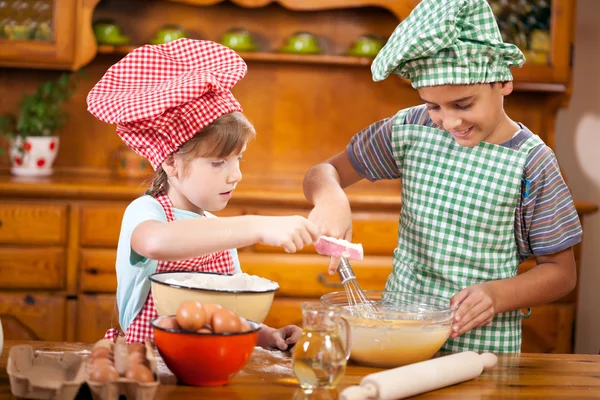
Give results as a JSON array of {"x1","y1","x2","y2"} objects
[
  {"x1": 303, "y1": 0, "x2": 581, "y2": 353},
  {"x1": 87, "y1": 39, "x2": 319, "y2": 350}
]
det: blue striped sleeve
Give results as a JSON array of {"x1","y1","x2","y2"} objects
[
  {"x1": 515, "y1": 145, "x2": 582, "y2": 260},
  {"x1": 346, "y1": 117, "x2": 399, "y2": 181}
]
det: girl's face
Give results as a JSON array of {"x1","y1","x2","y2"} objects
[
  {"x1": 417, "y1": 83, "x2": 517, "y2": 147},
  {"x1": 166, "y1": 146, "x2": 246, "y2": 214}
]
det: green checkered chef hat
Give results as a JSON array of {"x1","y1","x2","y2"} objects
[{"x1": 372, "y1": 0, "x2": 525, "y2": 88}]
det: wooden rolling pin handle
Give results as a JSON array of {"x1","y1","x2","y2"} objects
[{"x1": 339, "y1": 352, "x2": 498, "y2": 400}]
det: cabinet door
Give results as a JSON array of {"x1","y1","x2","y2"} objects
[
  {"x1": 239, "y1": 253, "x2": 392, "y2": 298},
  {"x1": 0, "y1": 293, "x2": 67, "y2": 341},
  {"x1": 0, "y1": 0, "x2": 99, "y2": 70},
  {"x1": 79, "y1": 248, "x2": 117, "y2": 293},
  {"x1": 0, "y1": 247, "x2": 65, "y2": 289},
  {"x1": 522, "y1": 303, "x2": 575, "y2": 353},
  {"x1": 76, "y1": 294, "x2": 118, "y2": 343},
  {"x1": 0, "y1": 202, "x2": 67, "y2": 245},
  {"x1": 492, "y1": 0, "x2": 573, "y2": 85},
  {"x1": 80, "y1": 203, "x2": 127, "y2": 247}
]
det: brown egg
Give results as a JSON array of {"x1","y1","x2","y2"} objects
[
  {"x1": 128, "y1": 352, "x2": 150, "y2": 368},
  {"x1": 89, "y1": 346, "x2": 114, "y2": 362},
  {"x1": 211, "y1": 308, "x2": 242, "y2": 333},
  {"x1": 90, "y1": 357, "x2": 114, "y2": 368},
  {"x1": 202, "y1": 303, "x2": 222, "y2": 321},
  {"x1": 176, "y1": 301, "x2": 207, "y2": 331},
  {"x1": 196, "y1": 328, "x2": 212, "y2": 334},
  {"x1": 125, "y1": 364, "x2": 154, "y2": 383},
  {"x1": 89, "y1": 364, "x2": 119, "y2": 383},
  {"x1": 127, "y1": 342, "x2": 146, "y2": 355},
  {"x1": 155, "y1": 316, "x2": 181, "y2": 330}
]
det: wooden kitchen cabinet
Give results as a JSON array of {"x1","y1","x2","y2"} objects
[
  {"x1": 76, "y1": 293, "x2": 116, "y2": 343},
  {"x1": 0, "y1": 202, "x2": 67, "y2": 245},
  {"x1": 0, "y1": 247, "x2": 65, "y2": 290},
  {"x1": 0, "y1": 292, "x2": 67, "y2": 341},
  {"x1": 0, "y1": 176, "x2": 594, "y2": 351},
  {"x1": 79, "y1": 202, "x2": 127, "y2": 247},
  {"x1": 79, "y1": 248, "x2": 117, "y2": 293},
  {"x1": 0, "y1": 0, "x2": 100, "y2": 70}
]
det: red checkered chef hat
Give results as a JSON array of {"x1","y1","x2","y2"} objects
[{"x1": 87, "y1": 38, "x2": 247, "y2": 170}]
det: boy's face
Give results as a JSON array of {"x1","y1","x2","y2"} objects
[
  {"x1": 417, "y1": 83, "x2": 515, "y2": 148},
  {"x1": 167, "y1": 145, "x2": 246, "y2": 214}
]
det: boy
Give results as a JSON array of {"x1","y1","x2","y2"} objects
[{"x1": 303, "y1": 0, "x2": 581, "y2": 352}]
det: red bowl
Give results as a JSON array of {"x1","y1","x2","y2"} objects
[{"x1": 151, "y1": 315, "x2": 261, "y2": 386}]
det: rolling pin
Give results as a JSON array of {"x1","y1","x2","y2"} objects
[{"x1": 339, "y1": 351, "x2": 497, "y2": 400}]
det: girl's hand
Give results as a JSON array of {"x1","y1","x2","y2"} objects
[
  {"x1": 449, "y1": 283, "x2": 497, "y2": 338},
  {"x1": 307, "y1": 196, "x2": 353, "y2": 275},
  {"x1": 257, "y1": 324, "x2": 303, "y2": 351},
  {"x1": 257, "y1": 216, "x2": 320, "y2": 253}
]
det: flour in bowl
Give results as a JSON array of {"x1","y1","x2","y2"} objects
[{"x1": 163, "y1": 273, "x2": 279, "y2": 292}]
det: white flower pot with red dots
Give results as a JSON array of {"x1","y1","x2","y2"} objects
[{"x1": 9, "y1": 136, "x2": 60, "y2": 177}]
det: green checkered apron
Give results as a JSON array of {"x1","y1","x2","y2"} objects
[{"x1": 385, "y1": 109, "x2": 544, "y2": 353}]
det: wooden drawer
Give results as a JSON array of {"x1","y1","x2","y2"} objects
[
  {"x1": 80, "y1": 203, "x2": 128, "y2": 247},
  {"x1": 249, "y1": 207, "x2": 399, "y2": 255},
  {"x1": 239, "y1": 253, "x2": 392, "y2": 298},
  {"x1": 76, "y1": 294, "x2": 117, "y2": 343},
  {"x1": 0, "y1": 247, "x2": 65, "y2": 290},
  {"x1": 80, "y1": 249, "x2": 117, "y2": 293},
  {"x1": 0, "y1": 202, "x2": 67, "y2": 245},
  {"x1": 0, "y1": 292, "x2": 67, "y2": 341},
  {"x1": 522, "y1": 303, "x2": 575, "y2": 353}
]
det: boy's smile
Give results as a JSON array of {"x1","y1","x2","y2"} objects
[{"x1": 418, "y1": 83, "x2": 520, "y2": 147}]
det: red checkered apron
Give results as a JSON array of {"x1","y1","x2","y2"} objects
[{"x1": 104, "y1": 191, "x2": 235, "y2": 343}]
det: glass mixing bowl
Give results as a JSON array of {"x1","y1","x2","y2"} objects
[{"x1": 321, "y1": 290, "x2": 456, "y2": 368}]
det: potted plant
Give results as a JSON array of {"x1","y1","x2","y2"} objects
[{"x1": 0, "y1": 73, "x2": 78, "y2": 177}]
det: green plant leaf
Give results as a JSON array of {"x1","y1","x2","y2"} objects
[{"x1": 3, "y1": 72, "x2": 80, "y2": 138}]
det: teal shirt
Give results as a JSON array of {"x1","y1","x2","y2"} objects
[{"x1": 115, "y1": 195, "x2": 241, "y2": 332}]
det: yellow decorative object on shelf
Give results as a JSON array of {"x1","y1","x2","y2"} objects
[{"x1": 527, "y1": 29, "x2": 550, "y2": 64}]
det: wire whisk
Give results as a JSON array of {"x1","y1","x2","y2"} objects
[{"x1": 337, "y1": 258, "x2": 379, "y2": 318}]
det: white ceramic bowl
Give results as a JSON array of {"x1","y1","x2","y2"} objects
[{"x1": 150, "y1": 272, "x2": 279, "y2": 323}]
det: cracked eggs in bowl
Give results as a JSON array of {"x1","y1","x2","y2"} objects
[{"x1": 321, "y1": 290, "x2": 456, "y2": 368}]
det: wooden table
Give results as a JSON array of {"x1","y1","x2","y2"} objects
[{"x1": 1, "y1": 341, "x2": 600, "y2": 399}]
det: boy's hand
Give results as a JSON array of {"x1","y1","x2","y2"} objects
[
  {"x1": 307, "y1": 198, "x2": 353, "y2": 275},
  {"x1": 449, "y1": 283, "x2": 497, "y2": 338},
  {"x1": 257, "y1": 324, "x2": 303, "y2": 351},
  {"x1": 257, "y1": 216, "x2": 320, "y2": 253}
]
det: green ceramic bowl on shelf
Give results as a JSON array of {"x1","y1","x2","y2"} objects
[
  {"x1": 347, "y1": 34, "x2": 385, "y2": 58},
  {"x1": 220, "y1": 28, "x2": 257, "y2": 52},
  {"x1": 150, "y1": 24, "x2": 186, "y2": 45},
  {"x1": 279, "y1": 31, "x2": 323, "y2": 54},
  {"x1": 93, "y1": 19, "x2": 130, "y2": 45}
]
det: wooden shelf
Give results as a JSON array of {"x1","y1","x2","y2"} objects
[
  {"x1": 96, "y1": 45, "x2": 565, "y2": 92},
  {"x1": 97, "y1": 44, "x2": 375, "y2": 67}
]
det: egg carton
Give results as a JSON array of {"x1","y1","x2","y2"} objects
[{"x1": 7, "y1": 339, "x2": 160, "y2": 400}]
